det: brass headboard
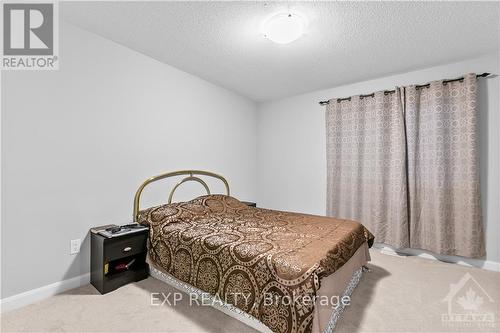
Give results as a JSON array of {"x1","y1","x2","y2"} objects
[{"x1": 133, "y1": 170, "x2": 230, "y2": 222}]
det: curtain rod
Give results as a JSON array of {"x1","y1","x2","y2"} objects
[{"x1": 318, "y1": 72, "x2": 492, "y2": 105}]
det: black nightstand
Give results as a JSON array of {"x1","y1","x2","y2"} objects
[
  {"x1": 90, "y1": 229, "x2": 149, "y2": 294},
  {"x1": 242, "y1": 201, "x2": 256, "y2": 207}
]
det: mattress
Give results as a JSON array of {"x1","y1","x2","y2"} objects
[
  {"x1": 139, "y1": 195, "x2": 374, "y2": 333},
  {"x1": 149, "y1": 242, "x2": 370, "y2": 333}
]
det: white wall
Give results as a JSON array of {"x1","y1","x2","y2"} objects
[
  {"x1": 1, "y1": 22, "x2": 257, "y2": 299},
  {"x1": 1, "y1": 22, "x2": 498, "y2": 305},
  {"x1": 257, "y1": 53, "x2": 500, "y2": 266}
]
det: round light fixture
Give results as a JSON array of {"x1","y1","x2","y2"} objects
[{"x1": 263, "y1": 13, "x2": 305, "y2": 44}]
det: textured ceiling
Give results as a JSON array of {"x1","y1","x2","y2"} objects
[{"x1": 62, "y1": 1, "x2": 499, "y2": 102}]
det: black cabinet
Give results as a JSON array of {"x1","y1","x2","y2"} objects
[{"x1": 90, "y1": 230, "x2": 148, "y2": 294}]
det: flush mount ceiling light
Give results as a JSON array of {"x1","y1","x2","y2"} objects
[{"x1": 262, "y1": 13, "x2": 306, "y2": 44}]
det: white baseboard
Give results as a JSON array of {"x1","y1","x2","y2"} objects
[
  {"x1": 0, "y1": 273, "x2": 90, "y2": 313},
  {"x1": 373, "y1": 244, "x2": 500, "y2": 272},
  {"x1": 1, "y1": 245, "x2": 499, "y2": 314}
]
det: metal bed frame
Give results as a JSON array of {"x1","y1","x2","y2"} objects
[{"x1": 133, "y1": 170, "x2": 230, "y2": 222}]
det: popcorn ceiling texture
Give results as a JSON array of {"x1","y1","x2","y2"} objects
[{"x1": 62, "y1": 1, "x2": 499, "y2": 101}]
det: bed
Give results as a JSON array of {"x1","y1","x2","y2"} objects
[{"x1": 133, "y1": 170, "x2": 374, "y2": 333}]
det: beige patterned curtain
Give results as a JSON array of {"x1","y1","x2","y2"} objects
[
  {"x1": 404, "y1": 73, "x2": 485, "y2": 258},
  {"x1": 326, "y1": 90, "x2": 409, "y2": 248}
]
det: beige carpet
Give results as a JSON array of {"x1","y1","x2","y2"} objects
[{"x1": 2, "y1": 250, "x2": 499, "y2": 333}]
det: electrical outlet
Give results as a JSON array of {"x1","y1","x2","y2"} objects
[{"x1": 70, "y1": 239, "x2": 81, "y2": 255}]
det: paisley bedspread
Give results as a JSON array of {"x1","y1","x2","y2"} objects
[{"x1": 138, "y1": 195, "x2": 374, "y2": 333}]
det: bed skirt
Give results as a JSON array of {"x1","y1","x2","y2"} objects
[{"x1": 149, "y1": 265, "x2": 365, "y2": 333}]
